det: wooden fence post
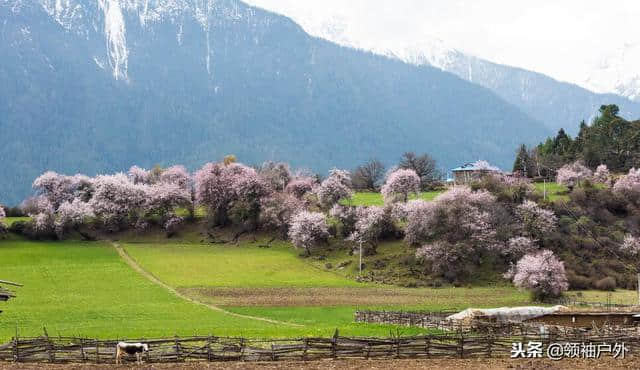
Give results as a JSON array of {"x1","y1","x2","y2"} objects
[
  {"x1": 302, "y1": 338, "x2": 308, "y2": 361},
  {"x1": 425, "y1": 336, "x2": 430, "y2": 358},
  {"x1": 331, "y1": 329, "x2": 338, "y2": 360},
  {"x1": 240, "y1": 337, "x2": 245, "y2": 361},
  {"x1": 487, "y1": 335, "x2": 493, "y2": 358},
  {"x1": 79, "y1": 338, "x2": 86, "y2": 362},
  {"x1": 43, "y1": 328, "x2": 54, "y2": 363},
  {"x1": 12, "y1": 336, "x2": 18, "y2": 363},
  {"x1": 95, "y1": 340, "x2": 100, "y2": 364},
  {"x1": 174, "y1": 336, "x2": 181, "y2": 362},
  {"x1": 207, "y1": 336, "x2": 212, "y2": 362},
  {"x1": 459, "y1": 334, "x2": 464, "y2": 358}
]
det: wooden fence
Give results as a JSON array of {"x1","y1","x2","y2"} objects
[{"x1": 1, "y1": 332, "x2": 639, "y2": 363}]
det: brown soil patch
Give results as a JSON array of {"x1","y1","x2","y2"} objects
[
  {"x1": 1, "y1": 358, "x2": 636, "y2": 370},
  {"x1": 180, "y1": 286, "x2": 452, "y2": 306}
]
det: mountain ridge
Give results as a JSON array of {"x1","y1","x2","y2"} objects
[{"x1": 2, "y1": 0, "x2": 549, "y2": 205}]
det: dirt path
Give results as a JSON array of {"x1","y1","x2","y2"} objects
[{"x1": 109, "y1": 241, "x2": 303, "y2": 327}]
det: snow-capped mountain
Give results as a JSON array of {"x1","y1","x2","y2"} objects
[
  {"x1": 281, "y1": 12, "x2": 640, "y2": 133},
  {"x1": 584, "y1": 43, "x2": 640, "y2": 102},
  {"x1": 0, "y1": 0, "x2": 551, "y2": 205}
]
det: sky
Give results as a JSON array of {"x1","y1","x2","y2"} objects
[{"x1": 244, "y1": 0, "x2": 640, "y2": 92}]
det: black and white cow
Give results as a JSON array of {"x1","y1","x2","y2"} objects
[{"x1": 115, "y1": 342, "x2": 149, "y2": 364}]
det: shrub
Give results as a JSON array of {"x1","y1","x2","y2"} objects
[
  {"x1": 381, "y1": 169, "x2": 420, "y2": 203},
  {"x1": 505, "y1": 249, "x2": 569, "y2": 301},
  {"x1": 315, "y1": 169, "x2": 353, "y2": 208},
  {"x1": 595, "y1": 276, "x2": 616, "y2": 291},
  {"x1": 556, "y1": 161, "x2": 592, "y2": 190},
  {"x1": 288, "y1": 211, "x2": 329, "y2": 255}
]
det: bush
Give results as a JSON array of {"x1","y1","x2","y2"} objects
[
  {"x1": 567, "y1": 273, "x2": 593, "y2": 290},
  {"x1": 595, "y1": 276, "x2": 616, "y2": 291}
]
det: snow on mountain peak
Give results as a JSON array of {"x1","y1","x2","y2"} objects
[{"x1": 584, "y1": 42, "x2": 640, "y2": 101}]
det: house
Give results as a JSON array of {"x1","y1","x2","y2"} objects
[
  {"x1": 451, "y1": 162, "x2": 500, "y2": 185},
  {"x1": 524, "y1": 311, "x2": 640, "y2": 328}
]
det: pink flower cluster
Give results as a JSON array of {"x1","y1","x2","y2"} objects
[
  {"x1": 381, "y1": 169, "x2": 420, "y2": 203},
  {"x1": 613, "y1": 168, "x2": 640, "y2": 195},
  {"x1": 592, "y1": 164, "x2": 610, "y2": 185},
  {"x1": 556, "y1": 161, "x2": 592, "y2": 188},
  {"x1": 315, "y1": 169, "x2": 353, "y2": 208},
  {"x1": 505, "y1": 249, "x2": 569, "y2": 299},
  {"x1": 288, "y1": 211, "x2": 329, "y2": 254},
  {"x1": 515, "y1": 200, "x2": 557, "y2": 239},
  {"x1": 620, "y1": 234, "x2": 640, "y2": 256}
]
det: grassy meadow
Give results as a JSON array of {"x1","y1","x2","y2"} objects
[
  {"x1": 0, "y1": 237, "x2": 435, "y2": 340},
  {"x1": 346, "y1": 191, "x2": 444, "y2": 206},
  {"x1": 533, "y1": 182, "x2": 569, "y2": 202},
  {"x1": 0, "y1": 183, "x2": 603, "y2": 342}
]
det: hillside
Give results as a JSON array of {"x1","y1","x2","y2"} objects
[{"x1": 0, "y1": 0, "x2": 550, "y2": 205}]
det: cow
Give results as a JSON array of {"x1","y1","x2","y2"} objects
[{"x1": 115, "y1": 342, "x2": 149, "y2": 364}]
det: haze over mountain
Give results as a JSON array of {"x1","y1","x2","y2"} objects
[
  {"x1": 246, "y1": 0, "x2": 640, "y2": 103},
  {"x1": 0, "y1": 0, "x2": 550, "y2": 205},
  {"x1": 246, "y1": 0, "x2": 640, "y2": 133}
]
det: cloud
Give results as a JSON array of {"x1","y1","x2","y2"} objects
[{"x1": 245, "y1": 0, "x2": 640, "y2": 88}]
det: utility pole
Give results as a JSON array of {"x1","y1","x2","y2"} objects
[{"x1": 359, "y1": 240, "x2": 363, "y2": 275}]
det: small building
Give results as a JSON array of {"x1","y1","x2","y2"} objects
[
  {"x1": 524, "y1": 311, "x2": 640, "y2": 328},
  {"x1": 451, "y1": 162, "x2": 500, "y2": 185}
]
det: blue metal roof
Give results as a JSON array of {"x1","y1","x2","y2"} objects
[
  {"x1": 451, "y1": 163, "x2": 482, "y2": 172},
  {"x1": 451, "y1": 162, "x2": 500, "y2": 172}
]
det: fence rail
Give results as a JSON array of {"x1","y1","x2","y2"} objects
[{"x1": 1, "y1": 331, "x2": 639, "y2": 364}]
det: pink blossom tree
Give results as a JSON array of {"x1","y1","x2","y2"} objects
[
  {"x1": 407, "y1": 186, "x2": 499, "y2": 280},
  {"x1": 285, "y1": 176, "x2": 316, "y2": 199},
  {"x1": 404, "y1": 186, "x2": 497, "y2": 247},
  {"x1": 194, "y1": 162, "x2": 238, "y2": 224},
  {"x1": 515, "y1": 200, "x2": 557, "y2": 240},
  {"x1": 504, "y1": 249, "x2": 569, "y2": 301},
  {"x1": 620, "y1": 234, "x2": 640, "y2": 256},
  {"x1": 415, "y1": 242, "x2": 461, "y2": 279},
  {"x1": 347, "y1": 206, "x2": 394, "y2": 255},
  {"x1": 89, "y1": 173, "x2": 146, "y2": 231},
  {"x1": 473, "y1": 160, "x2": 501, "y2": 172},
  {"x1": 288, "y1": 211, "x2": 329, "y2": 255},
  {"x1": 613, "y1": 168, "x2": 640, "y2": 196},
  {"x1": 381, "y1": 168, "x2": 420, "y2": 203},
  {"x1": 144, "y1": 182, "x2": 191, "y2": 228},
  {"x1": 556, "y1": 161, "x2": 592, "y2": 190},
  {"x1": 258, "y1": 161, "x2": 291, "y2": 191},
  {"x1": 0, "y1": 206, "x2": 6, "y2": 235},
  {"x1": 128, "y1": 166, "x2": 152, "y2": 184},
  {"x1": 592, "y1": 164, "x2": 611, "y2": 185},
  {"x1": 194, "y1": 162, "x2": 269, "y2": 227},
  {"x1": 315, "y1": 169, "x2": 353, "y2": 208},
  {"x1": 503, "y1": 236, "x2": 537, "y2": 259},
  {"x1": 54, "y1": 199, "x2": 94, "y2": 238},
  {"x1": 32, "y1": 171, "x2": 74, "y2": 208},
  {"x1": 329, "y1": 204, "x2": 359, "y2": 237},
  {"x1": 259, "y1": 193, "x2": 303, "y2": 237},
  {"x1": 159, "y1": 165, "x2": 191, "y2": 189}
]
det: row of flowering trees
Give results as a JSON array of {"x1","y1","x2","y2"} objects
[{"x1": 9, "y1": 160, "x2": 578, "y2": 300}]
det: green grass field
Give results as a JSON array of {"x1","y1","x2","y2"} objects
[
  {"x1": 346, "y1": 191, "x2": 444, "y2": 206},
  {"x1": 533, "y1": 182, "x2": 568, "y2": 202},
  {"x1": 2, "y1": 217, "x2": 30, "y2": 226},
  {"x1": 3, "y1": 224, "x2": 628, "y2": 342},
  {"x1": 0, "y1": 239, "x2": 433, "y2": 340}
]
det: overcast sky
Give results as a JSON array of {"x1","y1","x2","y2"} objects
[{"x1": 244, "y1": 0, "x2": 639, "y2": 90}]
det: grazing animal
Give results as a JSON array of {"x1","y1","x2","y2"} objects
[{"x1": 115, "y1": 342, "x2": 149, "y2": 364}]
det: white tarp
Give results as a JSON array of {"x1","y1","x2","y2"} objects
[{"x1": 446, "y1": 305, "x2": 567, "y2": 323}]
